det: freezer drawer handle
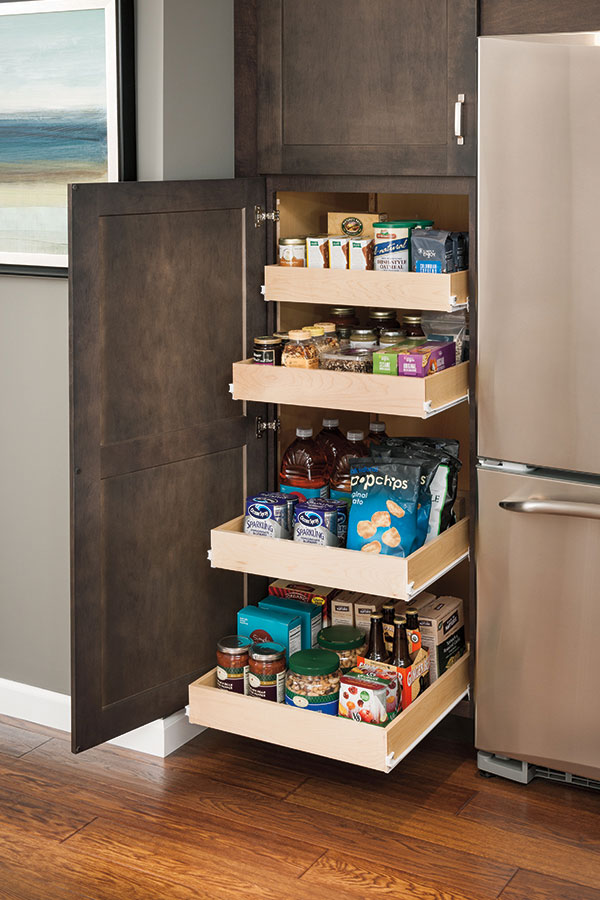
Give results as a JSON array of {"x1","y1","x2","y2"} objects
[{"x1": 500, "y1": 499, "x2": 600, "y2": 521}]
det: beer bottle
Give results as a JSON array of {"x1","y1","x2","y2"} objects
[
  {"x1": 405, "y1": 608, "x2": 421, "y2": 659},
  {"x1": 390, "y1": 616, "x2": 411, "y2": 669},
  {"x1": 381, "y1": 603, "x2": 396, "y2": 654},
  {"x1": 365, "y1": 612, "x2": 390, "y2": 663}
]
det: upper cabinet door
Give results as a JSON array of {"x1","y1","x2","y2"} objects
[
  {"x1": 70, "y1": 177, "x2": 268, "y2": 752},
  {"x1": 256, "y1": 0, "x2": 477, "y2": 177}
]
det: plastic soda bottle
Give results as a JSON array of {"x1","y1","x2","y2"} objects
[
  {"x1": 330, "y1": 429, "x2": 369, "y2": 504},
  {"x1": 279, "y1": 427, "x2": 329, "y2": 502},
  {"x1": 316, "y1": 417, "x2": 347, "y2": 478},
  {"x1": 366, "y1": 420, "x2": 388, "y2": 446}
]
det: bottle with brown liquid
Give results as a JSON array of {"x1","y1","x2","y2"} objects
[
  {"x1": 381, "y1": 603, "x2": 396, "y2": 654},
  {"x1": 405, "y1": 608, "x2": 421, "y2": 659},
  {"x1": 365, "y1": 612, "x2": 390, "y2": 663},
  {"x1": 390, "y1": 616, "x2": 411, "y2": 669}
]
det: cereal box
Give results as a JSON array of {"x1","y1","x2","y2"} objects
[
  {"x1": 396, "y1": 341, "x2": 456, "y2": 377},
  {"x1": 331, "y1": 590, "x2": 361, "y2": 627},
  {"x1": 354, "y1": 663, "x2": 399, "y2": 716},
  {"x1": 237, "y1": 606, "x2": 302, "y2": 663},
  {"x1": 259, "y1": 595, "x2": 322, "y2": 650}
]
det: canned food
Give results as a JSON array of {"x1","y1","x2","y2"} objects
[
  {"x1": 279, "y1": 237, "x2": 305, "y2": 267},
  {"x1": 253, "y1": 335, "x2": 282, "y2": 365},
  {"x1": 374, "y1": 220, "x2": 433, "y2": 272}
]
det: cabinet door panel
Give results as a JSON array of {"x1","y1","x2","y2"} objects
[
  {"x1": 70, "y1": 178, "x2": 267, "y2": 751},
  {"x1": 257, "y1": 0, "x2": 476, "y2": 176}
]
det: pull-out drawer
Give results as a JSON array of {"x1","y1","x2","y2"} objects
[
  {"x1": 189, "y1": 650, "x2": 470, "y2": 773},
  {"x1": 231, "y1": 360, "x2": 469, "y2": 418},
  {"x1": 210, "y1": 516, "x2": 469, "y2": 602}
]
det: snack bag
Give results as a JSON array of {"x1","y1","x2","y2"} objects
[
  {"x1": 369, "y1": 443, "x2": 438, "y2": 549},
  {"x1": 346, "y1": 459, "x2": 421, "y2": 557}
]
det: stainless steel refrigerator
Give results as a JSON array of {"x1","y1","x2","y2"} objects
[{"x1": 476, "y1": 33, "x2": 600, "y2": 785}]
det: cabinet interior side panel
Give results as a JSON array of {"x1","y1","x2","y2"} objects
[{"x1": 101, "y1": 449, "x2": 244, "y2": 707}]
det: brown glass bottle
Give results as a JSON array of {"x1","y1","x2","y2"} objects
[
  {"x1": 381, "y1": 603, "x2": 396, "y2": 654},
  {"x1": 390, "y1": 617, "x2": 411, "y2": 669},
  {"x1": 405, "y1": 608, "x2": 421, "y2": 659},
  {"x1": 365, "y1": 612, "x2": 390, "y2": 663}
]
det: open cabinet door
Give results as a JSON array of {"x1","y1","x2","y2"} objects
[{"x1": 69, "y1": 178, "x2": 268, "y2": 751}]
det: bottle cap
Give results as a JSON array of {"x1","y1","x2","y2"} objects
[
  {"x1": 382, "y1": 603, "x2": 395, "y2": 611},
  {"x1": 393, "y1": 616, "x2": 407, "y2": 625},
  {"x1": 370, "y1": 612, "x2": 383, "y2": 621},
  {"x1": 370, "y1": 421, "x2": 386, "y2": 433},
  {"x1": 296, "y1": 427, "x2": 313, "y2": 438},
  {"x1": 347, "y1": 430, "x2": 365, "y2": 441},
  {"x1": 314, "y1": 322, "x2": 336, "y2": 333},
  {"x1": 322, "y1": 417, "x2": 339, "y2": 428},
  {"x1": 288, "y1": 329, "x2": 310, "y2": 340}
]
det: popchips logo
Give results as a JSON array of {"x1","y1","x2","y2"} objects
[{"x1": 351, "y1": 472, "x2": 409, "y2": 491}]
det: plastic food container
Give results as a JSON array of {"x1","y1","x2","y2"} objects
[
  {"x1": 282, "y1": 330, "x2": 320, "y2": 368},
  {"x1": 317, "y1": 625, "x2": 367, "y2": 673},
  {"x1": 285, "y1": 648, "x2": 341, "y2": 715},
  {"x1": 321, "y1": 348, "x2": 373, "y2": 374}
]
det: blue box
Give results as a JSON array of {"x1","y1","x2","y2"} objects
[
  {"x1": 259, "y1": 595, "x2": 322, "y2": 649},
  {"x1": 237, "y1": 605, "x2": 302, "y2": 662}
]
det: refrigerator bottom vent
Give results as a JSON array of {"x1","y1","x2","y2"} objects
[{"x1": 477, "y1": 751, "x2": 600, "y2": 792}]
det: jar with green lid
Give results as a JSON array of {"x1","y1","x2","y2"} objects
[
  {"x1": 328, "y1": 306, "x2": 359, "y2": 329},
  {"x1": 279, "y1": 237, "x2": 305, "y2": 267},
  {"x1": 350, "y1": 327, "x2": 378, "y2": 350},
  {"x1": 368, "y1": 309, "x2": 401, "y2": 335},
  {"x1": 317, "y1": 625, "x2": 367, "y2": 673},
  {"x1": 379, "y1": 329, "x2": 405, "y2": 346},
  {"x1": 285, "y1": 648, "x2": 340, "y2": 715}
]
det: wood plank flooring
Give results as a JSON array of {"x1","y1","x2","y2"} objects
[{"x1": 0, "y1": 713, "x2": 598, "y2": 900}]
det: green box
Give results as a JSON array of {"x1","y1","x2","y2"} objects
[{"x1": 373, "y1": 340, "x2": 428, "y2": 376}]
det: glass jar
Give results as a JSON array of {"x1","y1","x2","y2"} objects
[
  {"x1": 336, "y1": 326, "x2": 352, "y2": 348},
  {"x1": 253, "y1": 335, "x2": 282, "y2": 365},
  {"x1": 313, "y1": 322, "x2": 340, "y2": 353},
  {"x1": 379, "y1": 329, "x2": 405, "y2": 346},
  {"x1": 216, "y1": 635, "x2": 253, "y2": 694},
  {"x1": 285, "y1": 648, "x2": 341, "y2": 715},
  {"x1": 282, "y1": 330, "x2": 320, "y2": 369},
  {"x1": 317, "y1": 625, "x2": 367, "y2": 673},
  {"x1": 402, "y1": 314, "x2": 425, "y2": 339},
  {"x1": 302, "y1": 325, "x2": 326, "y2": 355},
  {"x1": 328, "y1": 306, "x2": 359, "y2": 330},
  {"x1": 350, "y1": 328, "x2": 378, "y2": 350},
  {"x1": 248, "y1": 642, "x2": 287, "y2": 702},
  {"x1": 279, "y1": 237, "x2": 305, "y2": 267},
  {"x1": 273, "y1": 330, "x2": 290, "y2": 346},
  {"x1": 368, "y1": 309, "x2": 401, "y2": 335}
]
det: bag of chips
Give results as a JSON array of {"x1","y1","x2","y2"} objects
[
  {"x1": 369, "y1": 444, "x2": 437, "y2": 549},
  {"x1": 347, "y1": 458, "x2": 422, "y2": 557}
]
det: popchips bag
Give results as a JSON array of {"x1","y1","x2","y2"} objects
[
  {"x1": 347, "y1": 459, "x2": 422, "y2": 557},
  {"x1": 369, "y1": 444, "x2": 438, "y2": 549}
]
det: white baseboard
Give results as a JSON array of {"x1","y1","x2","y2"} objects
[{"x1": 0, "y1": 678, "x2": 205, "y2": 758}]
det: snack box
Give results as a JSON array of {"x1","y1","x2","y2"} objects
[
  {"x1": 348, "y1": 238, "x2": 374, "y2": 270},
  {"x1": 396, "y1": 341, "x2": 456, "y2": 377},
  {"x1": 268, "y1": 580, "x2": 339, "y2": 626},
  {"x1": 353, "y1": 593, "x2": 388, "y2": 633},
  {"x1": 331, "y1": 590, "x2": 363, "y2": 627},
  {"x1": 327, "y1": 211, "x2": 387, "y2": 239},
  {"x1": 358, "y1": 647, "x2": 430, "y2": 711},
  {"x1": 411, "y1": 594, "x2": 466, "y2": 682},
  {"x1": 237, "y1": 605, "x2": 302, "y2": 663},
  {"x1": 259, "y1": 595, "x2": 322, "y2": 650},
  {"x1": 354, "y1": 663, "x2": 399, "y2": 716},
  {"x1": 305, "y1": 235, "x2": 329, "y2": 268},
  {"x1": 339, "y1": 670, "x2": 389, "y2": 725},
  {"x1": 372, "y1": 339, "x2": 428, "y2": 376},
  {"x1": 328, "y1": 236, "x2": 349, "y2": 269}
]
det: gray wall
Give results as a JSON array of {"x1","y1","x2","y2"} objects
[{"x1": 0, "y1": 0, "x2": 234, "y2": 696}]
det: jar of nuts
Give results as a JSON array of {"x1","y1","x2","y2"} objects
[
  {"x1": 313, "y1": 322, "x2": 341, "y2": 353},
  {"x1": 282, "y1": 330, "x2": 319, "y2": 369},
  {"x1": 285, "y1": 649, "x2": 340, "y2": 715},
  {"x1": 316, "y1": 625, "x2": 368, "y2": 673}
]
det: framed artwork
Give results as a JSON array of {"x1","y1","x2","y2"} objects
[{"x1": 0, "y1": 0, "x2": 135, "y2": 276}]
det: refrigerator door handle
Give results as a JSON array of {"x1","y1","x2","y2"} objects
[{"x1": 499, "y1": 499, "x2": 600, "y2": 520}]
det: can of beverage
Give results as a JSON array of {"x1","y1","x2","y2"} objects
[
  {"x1": 244, "y1": 496, "x2": 289, "y2": 539},
  {"x1": 327, "y1": 498, "x2": 349, "y2": 547},
  {"x1": 293, "y1": 499, "x2": 338, "y2": 547},
  {"x1": 256, "y1": 491, "x2": 298, "y2": 535}
]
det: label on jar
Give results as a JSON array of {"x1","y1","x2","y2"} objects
[
  {"x1": 216, "y1": 664, "x2": 249, "y2": 694},
  {"x1": 253, "y1": 347, "x2": 277, "y2": 365},
  {"x1": 285, "y1": 688, "x2": 339, "y2": 715},
  {"x1": 279, "y1": 245, "x2": 305, "y2": 267},
  {"x1": 248, "y1": 669, "x2": 285, "y2": 702}
]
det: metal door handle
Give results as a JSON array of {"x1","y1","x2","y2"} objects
[
  {"x1": 454, "y1": 94, "x2": 465, "y2": 145},
  {"x1": 500, "y1": 499, "x2": 600, "y2": 520}
]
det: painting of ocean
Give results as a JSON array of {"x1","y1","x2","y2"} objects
[{"x1": 0, "y1": 4, "x2": 115, "y2": 267}]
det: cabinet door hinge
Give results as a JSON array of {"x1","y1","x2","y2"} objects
[
  {"x1": 254, "y1": 205, "x2": 280, "y2": 228},
  {"x1": 256, "y1": 416, "x2": 280, "y2": 438}
]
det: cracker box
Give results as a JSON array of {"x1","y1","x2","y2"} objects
[
  {"x1": 339, "y1": 670, "x2": 388, "y2": 725},
  {"x1": 358, "y1": 647, "x2": 430, "y2": 711},
  {"x1": 328, "y1": 236, "x2": 349, "y2": 269},
  {"x1": 372, "y1": 339, "x2": 428, "y2": 376},
  {"x1": 306, "y1": 235, "x2": 329, "y2": 268},
  {"x1": 268, "y1": 580, "x2": 338, "y2": 626},
  {"x1": 259, "y1": 595, "x2": 322, "y2": 650},
  {"x1": 327, "y1": 212, "x2": 387, "y2": 239},
  {"x1": 396, "y1": 341, "x2": 456, "y2": 377},
  {"x1": 331, "y1": 590, "x2": 363, "y2": 627},
  {"x1": 353, "y1": 593, "x2": 388, "y2": 634},
  {"x1": 237, "y1": 606, "x2": 302, "y2": 663},
  {"x1": 412, "y1": 594, "x2": 466, "y2": 682},
  {"x1": 349, "y1": 238, "x2": 374, "y2": 270}
]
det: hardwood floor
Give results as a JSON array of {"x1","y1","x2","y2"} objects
[{"x1": 0, "y1": 713, "x2": 598, "y2": 900}]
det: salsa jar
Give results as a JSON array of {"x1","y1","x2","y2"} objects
[
  {"x1": 253, "y1": 335, "x2": 282, "y2": 365},
  {"x1": 248, "y1": 642, "x2": 287, "y2": 702},
  {"x1": 285, "y1": 648, "x2": 341, "y2": 715},
  {"x1": 279, "y1": 237, "x2": 305, "y2": 267},
  {"x1": 216, "y1": 635, "x2": 253, "y2": 694},
  {"x1": 317, "y1": 625, "x2": 367, "y2": 673}
]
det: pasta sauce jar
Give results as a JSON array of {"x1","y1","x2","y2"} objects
[
  {"x1": 248, "y1": 642, "x2": 287, "y2": 702},
  {"x1": 216, "y1": 635, "x2": 253, "y2": 694}
]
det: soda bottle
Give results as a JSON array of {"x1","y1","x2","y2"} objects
[
  {"x1": 329, "y1": 430, "x2": 369, "y2": 504},
  {"x1": 279, "y1": 427, "x2": 329, "y2": 502},
  {"x1": 366, "y1": 420, "x2": 388, "y2": 446},
  {"x1": 316, "y1": 417, "x2": 346, "y2": 478}
]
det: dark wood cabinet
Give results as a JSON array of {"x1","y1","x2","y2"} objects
[{"x1": 254, "y1": 0, "x2": 477, "y2": 177}]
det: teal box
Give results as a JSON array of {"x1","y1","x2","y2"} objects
[
  {"x1": 259, "y1": 595, "x2": 322, "y2": 649},
  {"x1": 237, "y1": 605, "x2": 302, "y2": 662}
]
